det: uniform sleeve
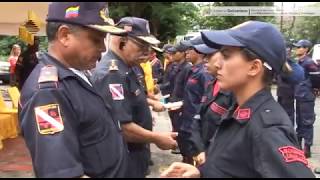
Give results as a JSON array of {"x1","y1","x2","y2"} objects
[
  {"x1": 252, "y1": 125, "x2": 315, "y2": 178},
  {"x1": 93, "y1": 71, "x2": 133, "y2": 124},
  {"x1": 180, "y1": 73, "x2": 210, "y2": 157},
  {"x1": 19, "y1": 88, "x2": 83, "y2": 178}
]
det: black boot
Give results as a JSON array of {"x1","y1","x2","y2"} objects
[
  {"x1": 298, "y1": 137, "x2": 303, "y2": 150},
  {"x1": 304, "y1": 144, "x2": 311, "y2": 158}
]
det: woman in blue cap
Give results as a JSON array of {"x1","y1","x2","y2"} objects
[{"x1": 161, "y1": 21, "x2": 315, "y2": 178}]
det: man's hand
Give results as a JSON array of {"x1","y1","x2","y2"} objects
[
  {"x1": 154, "y1": 132, "x2": 178, "y2": 150},
  {"x1": 152, "y1": 101, "x2": 165, "y2": 112},
  {"x1": 160, "y1": 162, "x2": 200, "y2": 178},
  {"x1": 193, "y1": 152, "x2": 206, "y2": 166}
]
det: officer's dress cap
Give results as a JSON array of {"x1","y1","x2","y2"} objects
[
  {"x1": 201, "y1": 21, "x2": 286, "y2": 74},
  {"x1": 293, "y1": 39, "x2": 313, "y2": 48},
  {"x1": 46, "y1": 2, "x2": 126, "y2": 34},
  {"x1": 116, "y1": 17, "x2": 160, "y2": 45},
  {"x1": 163, "y1": 44, "x2": 174, "y2": 53}
]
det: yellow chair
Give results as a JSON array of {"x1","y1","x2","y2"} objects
[
  {"x1": 7, "y1": 86, "x2": 20, "y2": 109},
  {"x1": 0, "y1": 91, "x2": 19, "y2": 150}
]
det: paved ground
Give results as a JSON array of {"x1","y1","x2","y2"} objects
[{"x1": 1, "y1": 84, "x2": 320, "y2": 178}]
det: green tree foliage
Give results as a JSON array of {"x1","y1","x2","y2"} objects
[
  {"x1": 198, "y1": 2, "x2": 275, "y2": 30},
  {"x1": 288, "y1": 3, "x2": 320, "y2": 44},
  {"x1": 109, "y1": 2, "x2": 199, "y2": 42},
  {"x1": 0, "y1": 35, "x2": 48, "y2": 61}
]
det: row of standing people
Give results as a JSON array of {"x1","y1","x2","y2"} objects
[{"x1": 18, "y1": 2, "x2": 177, "y2": 178}]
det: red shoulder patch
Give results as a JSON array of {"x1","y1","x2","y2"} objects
[{"x1": 278, "y1": 146, "x2": 308, "y2": 165}]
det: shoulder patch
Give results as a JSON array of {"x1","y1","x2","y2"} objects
[
  {"x1": 278, "y1": 146, "x2": 308, "y2": 166},
  {"x1": 109, "y1": 84, "x2": 124, "y2": 100},
  {"x1": 38, "y1": 65, "x2": 58, "y2": 83},
  {"x1": 34, "y1": 104, "x2": 64, "y2": 135}
]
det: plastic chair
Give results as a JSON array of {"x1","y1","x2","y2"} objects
[
  {"x1": 0, "y1": 91, "x2": 19, "y2": 149},
  {"x1": 7, "y1": 86, "x2": 20, "y2": 109}
]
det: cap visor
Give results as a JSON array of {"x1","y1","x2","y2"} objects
[
  {"x1": 194, "y1": 44, "x2": 217, "y2": 55},
  {"x1": 181, "y1": 40, "x2": 193, "y2": 48},
  {"x1": 88, "y1": 25, "x2": 127, "y2": 34},
  {"x1": 201, "y1": 30, "x2": 245, "y2": 49},
  {"x1": 151, "y1": 46, "x2": 164, "y2": 53},
  {"x1": 137, "y1": 36, "x2": 160, "y2": 45},
  {"x1": 292, "y1": 43, "x2": 301, "y2": 47}
]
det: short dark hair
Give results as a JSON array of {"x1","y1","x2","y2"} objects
[{"x1": 46, "y1": 22, "x2": 82, "y2": 42}]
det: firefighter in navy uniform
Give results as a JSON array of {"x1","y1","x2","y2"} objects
[
  {"x1": 293, "y1": 39, "x2": 318, "y2": 158},
  {"x1": 18, "y1": 2, "x2": 128, "y2": 178},
  {"x1": 166, "y1": 42, "x2": 192, "y2": 157},
  {"x1": 178, "y1": 37, "x2": 215, "y2": 165},
  {"x1": 91, "y1": 17, "x2": 177, "y2": 178},
  {"x1": 186, "y1": 44, "x2": 235, "y2": 166},
  {"x1": 161, "y1": 21, "x2": 315, "y2": 178}
]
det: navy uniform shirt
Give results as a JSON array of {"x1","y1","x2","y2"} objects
[
  {"x1": 151, "y1": 57, "x2": 164, "y2": 83},
  {"x1": 189, "y1": 80, "x2": 234, "y2": 154},
  {"x1": 199, "y1": 88, "x2": 315, "y2": 178},
  {"x1": 170, "y1": 60, "x2": 192, "y2": 103},
  {"x1": 159, "y1": 62, "x2": 178, "y2": 96},
  {"x1": 19, "y1": 53, "x2": 128, "y2": 178},
  {"x1": 91, "y1": 50, "x2": 153, "y2": 151},
  {"x1": 295, "y1": 55, "x2": 317, "y2": 101},
  {"x1": 178, "y1": 63, "x2": 213, "y2": 156}
]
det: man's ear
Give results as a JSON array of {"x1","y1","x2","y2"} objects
[
  {"x1": 247, "y1": 59, "x2": 263, "y2": 77},
  {"x1": 119, "y1": 36, "x2": 128, "y2": 50},
  {"x1": 56, "y1": 25, "x2": 73, "y2": 47}
]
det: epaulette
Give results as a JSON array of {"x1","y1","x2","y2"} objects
[
  {"x1": 109, "y1": 59, "x2": 119, "y2": 71},
  {"x1": 38, "y1": 65, "x2": 58, "y2": 89}
]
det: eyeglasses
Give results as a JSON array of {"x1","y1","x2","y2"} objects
[{"x1": 128, "y1": 36, "x2": 151, "y2": 53}]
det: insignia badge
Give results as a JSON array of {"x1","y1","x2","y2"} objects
[
  {"x1": 236, "y1": 108, "x2": 251, "y2": 120},
  {"x1": 109, "y1": 84, "x2": 124, "y2": 100},
  {"x1": 65, "y1": 6, "x2": 79, "y2": 19},
  {"x1": 38, "y1": 65, "x2": 58, "y2": 83},
  {"x1": 134, "y1": 89, "x2": 141, "y2": 96},
  {"x1": 100, "y1": 7, "x2": 115, "y2": 25},
  {"x1": 188, "y1": 78, "x2": 198, "y2": 84},
  {"x1": 278, "y1": 146, "x2": 308, "y2": 165},
  {"x1": 109, "y1": 60, "x2": 119, "y2": 71},
  {"x1": 201, "y1": 96, "x2": 207, "y2": 103},
  {"x1": 210, "y1": 102, "x2": 227, "y2": 116},
  {"x1": 34, "y1": 104, "x2": 64, "y2": 135}
]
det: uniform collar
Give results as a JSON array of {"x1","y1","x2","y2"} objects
[
  {"x1": 230, "y1": 88, "x2": 273, "y2": 125},
  {"x1": 40, "y1": 53, "x2": 77, "y2": 80},
  {"x1": 191, "y1": 62, "x2": 205, "y2": 72}
]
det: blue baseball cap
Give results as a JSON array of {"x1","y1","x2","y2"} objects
[
  {"x1": 182, "y1": 36, "x2": 203, "y2": 48},
  {"x1": 201, "y1": 21, "x2": 286, "y2": 74},
  {"x1": 193, "y1": 44, "x2": 218, "y2": 55},
  {"x1": 293, "y1": 39, "x2": 312, "y2": 48},
  {"x1": 116, "y1": 17, "x2": 160, "y2": 45},
  {"x1": 46, "y1": 2, "x2": 126, "y2": 34},
  {"x1": 168, "y1": 41, "x2": 189, "y2": 53}
]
